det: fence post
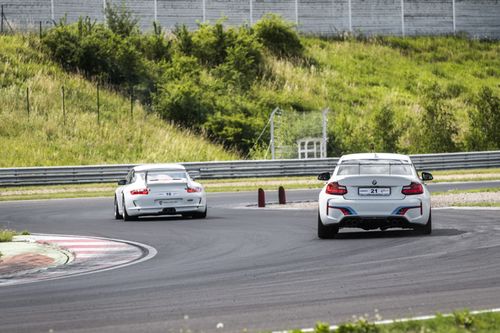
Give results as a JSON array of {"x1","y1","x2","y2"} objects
[
  {"x1": 322, "y1": 108, "x2": 329, "y2": 158},
  {"x1": 51, "y1": 0, "x2": 54, "y2": 21},
  {"x1": 452, "y1": 0, "x2": 456, "y2": 34},
  {"x1": 130, "y1": 87, "x2": 134, "y2": 120},
  {"x1": 202, "y1": 0, "x2": 206, "y2": 23},
  {"x1": 97, "y1": 83, "x2": 100, "y2": 125},
  {"x1": 249, "y1": 0, "x2": 253, "y2": 25},
  {"x1": 26, "y1": 87, "x2": 30, "y2": 118},
  {"x1": 1, "y1": 5, "x2": 4, "y2": 33},
  {"x1": 61, "y1": 86, "x2": 66, "y2": 127},
  {"x1": 39, "y1": 21, "x2": 42, "y2": 39},
  {"x1": 348, "y1": 0, "x2": 352, "y2": 32},
  {"x1": 295, "y1": 0, "x2": 299, "y2": 27},
  {"x1": 154, "y1": 0, "x2": 157, "y2": 23},
  {"x1": 401, "y1": 0, "x2": 405, "y2": 37}
]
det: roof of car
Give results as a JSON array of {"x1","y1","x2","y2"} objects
[
  {"x1": 339, "y1": 153, "x2": 412, "y2": 163},
  {"x1": 132, "y1": 164, "x2": 186, "y2": 172}
]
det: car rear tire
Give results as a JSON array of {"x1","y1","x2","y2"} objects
[
  {"x1": 193, "y1": 206, "x2": 207, "y2": 219},
  {"x1": 318, "y1": 213, "x2": 338, "y2": 239},
  {"x1": 421, "y1": 211, "x2": 432, "y2": 235},
  {"x1": 122, "y1": 196, "x2": 138, "y2": 221},
  {"x1": 114, "y1": 196, "x2": 123, "y2": 220}
]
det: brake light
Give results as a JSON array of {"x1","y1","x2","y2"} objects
[
  {"x1": 186, "y1": 187, "x2": 202, "y2": 193},
  {"x1": 325, "y1": 182, "x2": 347, "y2": 195},
  {"x1": 401, "y1": 182, "x2": 424, "y2": 195},
  {"x1": 130, "y1": 188, "x2": 149, "y2": 195}
]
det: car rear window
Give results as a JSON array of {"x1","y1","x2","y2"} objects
[
  {"x1": 336, "y1": 160, "x2": 413, "y2": 176},
  {"x1": 138, "y1": 171, "x2": 188, "y2": 182}
]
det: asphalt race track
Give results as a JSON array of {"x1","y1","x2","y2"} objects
[{"x1": 1, "y1": 183, "x2": 500, "y2": 333}]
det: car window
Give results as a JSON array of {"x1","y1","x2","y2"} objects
[
  {"x1": 146, "y1": 171, "x2": 188, "y2": 183},
  {"x1": 126, "y1": 171, "x2": 134, "y2": 184},
  {"x1": 336, "y1": 160, "x2": 413, "y2": 176}
]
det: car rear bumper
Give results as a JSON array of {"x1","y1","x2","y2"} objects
[
  {"x1": 319, "y1": 196, "x2": 430, "y2": 228},
  {"x1": 126, "y1": 204, "x2": 206, "y2": 216},
  {"x1": 337, "y1": 216, "x2": 422, "y2": 230}
]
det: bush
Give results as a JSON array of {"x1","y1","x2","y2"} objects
[
  {"x1": 336, "y1": 319, "x2": 380, "y2": 333},
  {"x1": 173, "y1": 24, "x2": 194, "y2": 55},
  {"x1": 42, "y1": 21, "x2": 146, "y2": 86},
  {"x1": 41, "y1": 23, "x2": 80, "y2": 70},
  {"x1": 253, "y1": 14, "x2": 304, "y2": 59},
  {"x1": 137, "y1": 23, "x2": 172, "y2": 62},
  {"x1": 370, "y1": 105, "x2": 400, "y2": 153},
  {"x1": 314, "y1": 322, "x2": 330, "y2": 333},
  {"x1": 104, "y1": 0, "x2": 139, "y2": 37},
  {"x1": 192, "y1": 20, "x2": 233, "y2": 67},
  {"x1": 215, "y1": 26, "x2": 263, "y2": 89},
  {"x1": 466, "y1": 87, "x2": 500, "y2": 150},
  {"x1": 205, "y1": 111, "x2": 262, "y2": 153},
  {"x1": 153, "y1": 77, "x2": 211, "y2": 128},
  {"x1": 0, "y1": 229, "x2": 15, "y2": 242},
  {"x1": 417, "y1": 83, "x2": 458, "y2": 153}
]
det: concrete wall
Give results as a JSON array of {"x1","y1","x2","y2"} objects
[{"x1": 1, "y1": 0, "x2": 499, "y2": 38}]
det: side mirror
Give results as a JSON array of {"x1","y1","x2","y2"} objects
[
  {"x1": 317, "y1": 172, "x2": 331, "y2": 181},
  {"x1": 117, "y1": 179, "x2": 127, "y2": 186},
  {"x1": 421, "y1": 172, "x2": 433, "y2": 181}
]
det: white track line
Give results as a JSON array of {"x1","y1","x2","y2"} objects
[{"x1": 273, "y1": 308, "x2": 500, "y2": 333}]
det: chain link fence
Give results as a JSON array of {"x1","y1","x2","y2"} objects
[{"x1": 1, "y1": 0, "x2": 499, "y2": 37}]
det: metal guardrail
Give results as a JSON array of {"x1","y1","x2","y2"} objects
[{"x1": 1, "y1": 151, "x2": 500, "y2": 187}]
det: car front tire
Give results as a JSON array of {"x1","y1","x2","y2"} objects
[{"x1": 318, "y1": 212, "x2": 339, "y2": 239}]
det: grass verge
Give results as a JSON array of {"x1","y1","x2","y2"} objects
[
  {"x1": 307, "y1": 310, "x2": 500, "y2": 333},
  {"x1": 0, "y1": 229, "x2": 15, "y2": 242}
]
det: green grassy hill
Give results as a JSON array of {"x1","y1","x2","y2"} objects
[
  {"x1": 1, "y1": 17, "x2": 499, "y2": 168},
  {"x1": 0, "y1": 35, "x2": 238, "y2": 167},
  {"x1": 263, "y1": 35, "x2": 500, "y2": 155}
]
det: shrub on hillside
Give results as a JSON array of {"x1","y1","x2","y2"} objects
[
  {"x1": 41, "y1": 23, "x2": 80, "y2": 70},
  {"x1": 173, "y1": 24, "x2": 195, "y2": 55},
  {"x1": 370, "y1": 105, "x2": 400, "y2": 153},
  {"x1": 466, "y1": 87, "x2": 500, "y2": 150},
  {"x1": 153, "y1": 57, "x2": 211, "y2": 128},
  {"x1": 253, "y1": 14, "x2": 304, "y2": 59},
  {"x1": 205, "y1": 112, "x2": 262, "y2": 152},
  {"x1": 417, "y1": 83, "x2": 458, "y2": 153},
  {"x1": 104, "y1": 0, "x2": 139, "y2": 37},
  {"x1": 42, "y1": 20, "x2": 146, "y2": 86},
  {"x1": 191, "y1": 20, "x2": 234, "y2": 67},
  {"x1": 215, "y1": 27, "x2": 263, "y2": 89},
  {"x1": 136, "y1": 23, "x2": 172, "y2": 62}
]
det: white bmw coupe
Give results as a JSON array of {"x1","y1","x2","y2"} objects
[
  {"x1": 114, "y1": 164, "x2": 207, "y2": 221},
  {"x1": 317, "y1": 153, "x2": 433, "y2": 238}
]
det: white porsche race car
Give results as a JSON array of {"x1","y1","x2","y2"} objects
[
  {"x1": 317, "y1": 153, "x2": 433, "y2": 239},
  {"x1": 114, "y1": 164, "x2": 207, "y2": 221}
]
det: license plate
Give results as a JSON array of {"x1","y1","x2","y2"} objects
[
  {"x1": 157, "y1": 199, "x2": 180, "y2": 206},
  {"x1": 358, "y1": 187, "x2": 391, "y2": 196}
]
